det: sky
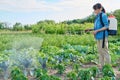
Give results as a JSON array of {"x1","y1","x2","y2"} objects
[{"x1": 0, "y1": 0, "x2": 120, "y2": 26}]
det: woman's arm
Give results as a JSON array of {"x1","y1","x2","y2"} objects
[
  {"x1": 93, "y1": 13, "x2": 109, "y2": 35},
  {"x1": 93, "y1": 27, "x2": 107, "y2": 35},
  {"x1": 85, "y1": 28, "x2": 94, "y2": 32}
]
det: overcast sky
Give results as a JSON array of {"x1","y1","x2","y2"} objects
[{"x1": 0, "y1": 0, "x2": 120, "y2": 25}]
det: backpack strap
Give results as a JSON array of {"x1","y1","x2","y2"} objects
[{"x1": 100, "y1": 13, "x2": 105, "y2": 48}]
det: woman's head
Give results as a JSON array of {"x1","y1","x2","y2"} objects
[{"x1": 93, "y1": 3, "x2": 105, "y2": 15}]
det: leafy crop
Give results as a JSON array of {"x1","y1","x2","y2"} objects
[
  {"x1": 67, "y1": 71, "x2": 77, "y2": 80},
  {"x1": 102, "y1": 64, "x2": 115, "y2": 77},
  {"x1": 11, "y1": 67, "x2": 28, "y2": 80},
  {"x1": 78, "y1": 69, "x2": 92, "y2": 80},
  {"x1": 55, "y1": 63, "x2": 65, "y2": 74}
]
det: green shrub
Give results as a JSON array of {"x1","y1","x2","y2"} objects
[
  {"x1": 50, "y1": 75, "x2": 61, "y2": 80},
  {"x1": 102, "y1": 64, "x2": 115, "y2": 77},
  {"x1": 34, "y1": 68, "x2": 43, "y2": 78},
  {"x1": 32, "y1": 25, "x2": 40, "y2": 33},
  {"x1": 72, "y1": 63, "x2": 80, "y2": 73},
  {"x1": 84, "y1": 54, "x2": 96, "y2": 63},
  {"x1": 100, "y1": 76, "x2": 116, "y2": 80},
  {"x1": 67, "y1": 71, "x2": 77, "y2": 80},
  {"x1": 78, "y1": 69, "x2": 92, "y2": 80},
  {"x1": 11, "y1": 67, "x2": 28, "y2": 80},
  {"x1": 55, "y1": 64, "x2": 65, "y2": 74},
  {"x1": 90, "y1": 66, "x2": 99, "y2": 77}
]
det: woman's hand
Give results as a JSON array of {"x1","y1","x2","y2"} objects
[
  {"x1": 85, "y1": 29, "x2": 90, "y2": 32},
  {"x1": 85, "y1": 29, "x2": 94, "y2": 32},
  {"x1": 93, "y1": 30, "x2": 98, "y2": 35}
]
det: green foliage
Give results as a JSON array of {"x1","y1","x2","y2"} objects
[
  {"x1": 41, "y1": 46, "x2": 60, "y2": 54},
  {"x1": 34, "y1": 68, "x2": 43, "y2": 78},
  {"x1": 49, "y1": 75, "x2": 61, "y2": 80},
  {"x1": 113, "y1": 9, "x2": 120, "y2": 35},
  {"x1": 78, "y1": 69, "x2": 92, "y2": 80},
  {"x1": 100, "y1": 76, "x2": 116, "y2": 80},
  {"x1": 84, "y1": 54, "x2": 96, "y2": 63},
  {"x1": 0, "y1": 53, "x2": 9, "y2": 62},
  {"x1": 40, "y1": 74, "x2": 50, "y2": 80},
  {"x1": 67, "y1": 71, "x2": 77, "y2": 80},
  {"x1": 38, "y1": 34, "x2": 95, "y2": 47},
  {"x1": 0, "y1": 35, "x2": 13, "y2": 50},
  {"x1": 55, "y1": 64, "x2": 65, "y2": 74},
  {"x1": 24, "y1": 25, "x2": 31, "y2": 30},
  {"x1": 32, "y1": 24, "x2": 40, "y2": 33},
  {"x1": 114, "y1": 9, "x2": 120, "y2": 22},
  {"x1": 11, "y1": 67, "x2": 28, "y2": 80},
  {"x1": 0, "y1": 22, "x2": 6, "y2": 29},
  {"x1": 63, "y1": 14, "x2": 95, "y2": 24},
  {"x1": 37, "y1": 75, "x2": 61, "y2": 80},
  {"x1": 102, "y1": 64, "x2": 115, "y2": 77},
  {"x1": 13, "y1": 22, "x2": 24, "y2": 31},
  {"x1": 34, "y1": 68, "x2": 61, "y2": 80},
  {"x1": 56, "y1": 23, "x2": 67, "y2": 34},
  {"x1": 0, "y1": 33, "x2": 120, "y2": 80},
  {"x1": 90, "y1": 66, "x2": 99, "y2": 77},
  {"x1": 0, "y1": 22, "x2": 4, "y2": 29},
  {"x1": 32, "y1": 19, "x2": 93, "y2": 34},
  {"x1": 68, "y1": 45, "x2": 89, "y2": 54},
  {"x1": 72, "y1": 63, "x2": 80, "y2": 73},
  {"x1": 0, "y1": 22, "x2": 11, "y2": 30},
  {"x1": 34, "y1": 68, "x2": 49, "y2": 79}
]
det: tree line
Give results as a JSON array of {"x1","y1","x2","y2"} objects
[{"x1": 0, "y1": 9, "x2": 120, "y2": 34}]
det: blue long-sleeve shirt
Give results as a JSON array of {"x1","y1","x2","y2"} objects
[{"x1": 94, "y1": 12, "x2": 109, "y2": 40}]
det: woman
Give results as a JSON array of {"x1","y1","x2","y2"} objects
[{"x1": 88, "y1": 3, "x2": 111, "y2": 68}]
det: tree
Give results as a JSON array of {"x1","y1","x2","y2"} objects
[
  {"x1": 0, "y1": 22, "x2": 11, "y2": 30},
  {"x1": 37, "y1": 20, "x2": 55, "y2": 25},
  {"x1": 0, "y1": 22, "x2": 5, "y2": 29},
  {"x1": 13, "y1": 22, "x2": 23, "y2": 31},
  {"x1": 32, "y1": 24, "x2": 40, "y2": 33},
  {"x1": 24, "y1": 25, "x2": 31, "y2": 30},
  {"x1": 114, "y1": 9, "x2": 120, "y2": 22},
  {"x1": 113, "y1": 9, "x2": 120, "y2": 35}
]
